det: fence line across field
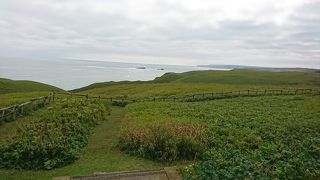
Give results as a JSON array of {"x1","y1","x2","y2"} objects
[
  {"x1": 55, "y1": 88, "x2": 320, "y2": 103},
  {"x1": 0, "y1": 94, "x2": 54, "y2": 122},
  {"x1": 1, "y1": 88, "x2": 319, "y2": 122}
]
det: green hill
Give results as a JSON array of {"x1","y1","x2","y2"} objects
[
  {"x1": 0, "y1": 78, "x2": 63, "y2": 94},
  {"x1": 74, "y1": 70, "x2": 320, "y2": 98},
  {"x1": 153, "y1": 70, "x2": 320, "y2": 85},
  {"x1": 71, "y1": 81, "x2": 144, "y2": 93}
]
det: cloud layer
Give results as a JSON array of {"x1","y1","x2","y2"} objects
[{"x1": 0, "y1": 0, "x2": 319, "y2": 67}]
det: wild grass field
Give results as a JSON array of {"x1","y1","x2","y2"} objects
[
  {"x1": 79, "y1": 70, "x2": 320, "y2": 98},
  {"x1": 120, "y1": 96, "x2": 320, "y2": 179},
  {"x1": 0, "y1": 70, "x2": 319, "y2": 179}
]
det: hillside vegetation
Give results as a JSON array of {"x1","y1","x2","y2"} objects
[
  {"x1": 0, "y1": 78, "x2": 64, "y2": 108},
  {"x1": 76, "y1": 70, "x2": 320, "y2": 98},
  {"x1": 153, "y1": 70, "x2": 320, "y2": 85},
  {"x1": 0, "y1": 78, "x2": 63, "y2": 94}
]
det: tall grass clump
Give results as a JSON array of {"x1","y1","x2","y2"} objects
[
  {"x1": 0, "y1": 99, "x2": 110, "y2": 170},
  {"x1": 118, "y1": 122, "x2": 209, "y2": 162}
]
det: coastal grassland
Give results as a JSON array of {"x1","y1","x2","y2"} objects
[
  {"x1": 153, "y1": 70, "x2": 320, "y2": 85},
  {"x1": 119, "y1": 95, "x2": 320, "y2": 179},
  {"x1": 0, "y1": 78, "x2": 63, "y2": 94},
  {"x1": 81, "y1": 82, "x2": 319, "y2": 99},
  {"x1": 76, "y1": 70, "x2": 320, "y2": 98},
  {"x1": 0, "y1": 77, "x2": 64, "y2": 108}
]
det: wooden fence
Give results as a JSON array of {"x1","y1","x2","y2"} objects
[
  {"x1": 0, "y1": 93, "x2": 55, "y2": 123},
  {"x1": 133, "y1": 88, "x2": 320, "y2": 102},
  {"x1": 55, "y1": 88, "x2": 320, "y2": 104}
]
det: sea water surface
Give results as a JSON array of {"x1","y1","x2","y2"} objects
[{"x1": 0, "y1": 58, "x2": 224, "y2": 90}]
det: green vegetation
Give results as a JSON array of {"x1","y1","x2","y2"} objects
[
  {"x1": 0, "y1": 108, "x2": 160, "y2": 180},
  {"x1": 71, "y1": 81, "x2": 139, "y2": 93},
  {"x1": 154, "y1": 70, "x2": 320, "y2": 85},
  {"x1": 0, "y1": 92, "x2": 51, "y2": 108},
  {"x1": 0, "y1": 99, "x2": 110, "y2": 170},
  {"x1": 81, "y1": 83, "x2": 319, "y2": 99},
  {"x1": 118, "y1": 122, "x2": 208, "y2": 162},
  {"x1": 76, "y1": 70, "x2": 319, "y2": 99},
  {"x1": 0, "y1": 78, "x2": 63, "y2": 94},
  {"x1": 121, "y1": 95, "x2": 320, "y2": 179}
]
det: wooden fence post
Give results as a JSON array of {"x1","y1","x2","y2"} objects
[
  {"x1": 1, "y1": 109, "x2": 5, "y2": 121},
  {"x1": 12, "y1": 105, "x2": 16, "y2": 120},
  {"x1": 20, "y1": 105, "x2": 24, "y2": 114}
]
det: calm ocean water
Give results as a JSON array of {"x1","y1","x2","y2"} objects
[{"x1": 0, "y1": 58, "x2": 224, "y2": 90}]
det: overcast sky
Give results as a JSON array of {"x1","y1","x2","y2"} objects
[{"x1": 0, "y1": 0, "x2": 319, "y2": 68}]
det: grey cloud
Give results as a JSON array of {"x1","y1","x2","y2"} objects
[{"x1": 0, "y1": 0, "x2": 319, "y2": 68}]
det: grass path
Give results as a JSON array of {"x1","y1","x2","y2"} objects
[{"x1": 0, "y1": 107, "x2": 161, "y2": 180}]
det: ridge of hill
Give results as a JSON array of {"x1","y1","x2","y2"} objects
[
  {"x1": 73, "y1": 70, "x2": 320, "y2": 93},
  {"x1": 0, "y1": 78, "x2": 64, "y2": 94}
]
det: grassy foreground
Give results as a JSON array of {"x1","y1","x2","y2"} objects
[
  {"x1": 119, "y1": 95, "x2": 320, "y2": 179},
  {"x1": 0, "y1": 107, "x2": 160, "y2": 180}
]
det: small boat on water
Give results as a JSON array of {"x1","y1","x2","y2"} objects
[{"x1": 136, "y1": 67, "x2": 146, "y2": 69}]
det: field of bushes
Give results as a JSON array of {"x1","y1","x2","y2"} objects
[
  {"x1": 118, "y1": 95, "x2": 320, "y2": 179},
  {"x1": 0, "y1": 99, "x2": 110, "y2": 170}
]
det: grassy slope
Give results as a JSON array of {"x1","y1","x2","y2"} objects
[
  {"x1": 0, "y1": 78, "x2": 64, "y2": 108},
  {"x1": 0, "y1": 107, "x2": 161, "y2": 180},
  {"x1": 153, "y1": 70, "x2": 320, "y2": 85},
  {"x1": 77, "y1": 70, "x2": 320, "y2": 98},
  {"x1": 0, "y1": 92, "x2": 53, "y2": 108},
  {"x1": 0, "y1": 78, "x2": 63, "y2": 94},
  {"x1": 71, "y1": 81, "x2": 143, "y2": 93}
]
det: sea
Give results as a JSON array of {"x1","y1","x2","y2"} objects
[{"x1": 0, "y1": 58, "x2": 226, "y2": 90}]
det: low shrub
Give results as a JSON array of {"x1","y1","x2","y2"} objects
[
  {"x1": 181, "y1": 142, "x2": 320, "y2": 180},
  {"x1": 118, "y1": 122, "x2": 209, "y2": 161},
  {"x1": 0, "y1": 99, "x2": 110, "y2": 170}
]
